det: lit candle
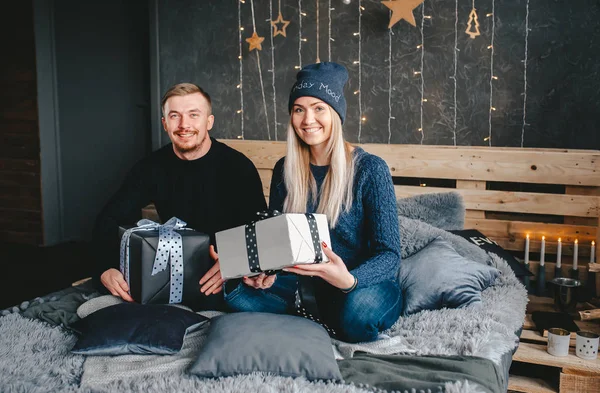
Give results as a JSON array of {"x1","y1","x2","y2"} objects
[
  {"x1": 556, "y1": 238, "x2": 562, "y2": 268},
  {"x1": 592, "y1": 241, "x2": 596, "y2": 264},
  {"x1": 573, "y1": 239, "x2": 578, "y2": 270},
  {"x1": 540, "y1": 236, "x2": 545, "y2": 266},
  {"x1": 524, "y1": 234, "x2": 530, "y2": 265}
]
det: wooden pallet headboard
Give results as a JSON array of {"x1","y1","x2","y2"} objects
[{"x1": 221, "y1": 139, "x2": 600, "y2": 285}]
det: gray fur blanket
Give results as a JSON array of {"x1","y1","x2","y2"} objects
[{"x1": 0, "y1": 192, "x2": 528, "y2": 393}]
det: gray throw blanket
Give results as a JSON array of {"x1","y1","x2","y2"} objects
[{"x1": 0, "y1": 192, "x2": 528, "y2": 393}]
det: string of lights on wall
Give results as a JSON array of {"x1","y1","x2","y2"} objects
[
  {"x1": 486, "y1": 0, "x2": 496, "y2": 146},
  {"x1": 521, "y1": 0, "x2": 530, "y2": 148},
  {"x1": 418, "y1": 3, "x2": 426, "y2": 145},
  {"x1": 250, "y1": 0, "x2": 272, "y2": 140},
  {"x1": 269, "y1": 0, "x2": 278, "y2": 140},
  {"x1": 237, "y1": 0, "x2": 244, "y2": 139},
  {"x1": 452, "y1": 0, "x2": 458, "y2": 146},
  {"x1": 356, "y1": 1, "x2": 364, "y2": 141},
  {"x1": 387, "y1": 9, "x2": 394, "y2": 144},
  {"x1": 328, "y1": 0, "x2": 332, "y2": 61},
  {"x1": 297, "y1": 0, "x2": 303, "y2": 69}
]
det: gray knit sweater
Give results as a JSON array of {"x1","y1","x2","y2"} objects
[{"x1": 268, "y1": 147, "x2": 401, "y2": 289}]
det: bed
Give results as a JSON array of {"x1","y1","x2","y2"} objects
[{"x1": 2, "y1": 141, "x2": 599, "y2": 393}]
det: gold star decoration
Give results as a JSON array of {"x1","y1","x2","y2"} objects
[
  {"x1": 246, "y1": 31, "x2": 265, "y2": 51},
  {"x1": 381, "y1": 0, "x2": 425, "y2": 28},
  {"x1": 271, "y1": 12, "x2": 290, "y2": 37}
]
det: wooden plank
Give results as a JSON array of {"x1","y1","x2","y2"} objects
[
  {"x1": 464, "y1": 218, "x2": 598, "y2": 246},
  {"x1": 456, "y1": 180, "x2": 486, "y2": 190},
  {"x1": 508, "y1": 374, "x2": 557, "y2": 393},
  {"x1": 222, "y1": 139, "x2": 600, "y2": 186},
  {"x1": 257, "y1": 168, "x2": 273, "y2": 197},
  {"x1": 560, "y1": 370, "x2": 600, "y2": 393},
  {"x1": 395, "y1": 186, "x2": 600, "y2": 218},
  {"x1": 513, "y1": 342, "x2": 600, "y2": 373}
]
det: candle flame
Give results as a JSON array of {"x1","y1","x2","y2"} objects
[
  {"x1": 575, "y1": 239, "x2": 578, "y2": 244},
  {"x1": 526, "y1": 234, "x2": 530, "y2": 239},
  {"x1": 593, "y1": 241, "x2": 596, "y2": 246},
  {"x1": 558, "y1": 238, "x2": 561, "y2": 242},
  {"x1": 542, "y1": 236, "x2": 545, "y2": 240}
]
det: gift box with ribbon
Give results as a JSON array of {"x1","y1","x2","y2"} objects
[
  {"x1": 119, "y1": 217, "x2": 214, "y2": 309},
  {"x1": 215, "y1": 211, "x2": 331, "y2": 280}
]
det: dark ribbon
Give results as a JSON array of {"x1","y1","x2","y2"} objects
[{"x1": 244, "y1": 210, "x2": 282, "y2": 276}]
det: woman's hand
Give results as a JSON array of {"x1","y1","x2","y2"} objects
[
  {"x1": 243, "y1": 273, "x2": 276, "y2": 290},
  {"x1": 283, "y1": 242, "x2": 355, "y2": 290}
]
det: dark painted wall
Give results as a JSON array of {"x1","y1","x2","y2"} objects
[
  {"x1": 157, "y1": 0, "x2": 599, "y2": 149},
  {"x1": 53, "y1": 0, "x2": 151, "y2": 241}
]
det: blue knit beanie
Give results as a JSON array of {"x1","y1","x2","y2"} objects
[{"x1": 288, "y1": 62, "x2": 349, "y2": 123}]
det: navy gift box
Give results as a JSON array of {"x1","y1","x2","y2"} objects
[{"x1": 118, "y1": 218, "x2": 218, "y2": 310}]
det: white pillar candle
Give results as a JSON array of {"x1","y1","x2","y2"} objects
[
  {"x1": 524, "y1": 234, "x2": 530, "y2": 265},
  {"x1": 591, "y1": 241, "x2": 596, "y2": 264},
  {"x1": 573, "y1": 239, "x2": 578, "y2": 270},
  {"x1": 556, "y1": 238, "x2": 562, "y2": 268},
  {"x1": 540, "y1": 236, "x2": 546, "y2": 266}
]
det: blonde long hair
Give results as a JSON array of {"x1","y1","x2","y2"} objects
[{"x1": 283, "y1": 106, "x2": 354, "y2": 227}]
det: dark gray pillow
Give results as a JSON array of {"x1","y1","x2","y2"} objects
[
  {"x1": 70, "y1": 303, "x2": 208, "y2": 355},
  {"x1": 188, "y1": 312, "x2": 342, "y2": 382},
  {"x1": 399, "y1": 237, "x2": 501, "y2": 316}
]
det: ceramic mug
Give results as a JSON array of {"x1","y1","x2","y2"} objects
[
  {"x1": 547, "y1": 327, "x2": 570, "y2": 357},
  {"x1": 575, "y1": 331, "x2": 599, "y2": 360}
]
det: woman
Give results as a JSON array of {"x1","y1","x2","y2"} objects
[{"x1": 224, "y1": 62, "x2": 402, "y2": 343}]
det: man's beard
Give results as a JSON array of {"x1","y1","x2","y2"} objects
[{"x1": 173, "y1": 131, "x2": 207, "y2": 154}]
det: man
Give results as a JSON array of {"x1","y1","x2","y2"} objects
[{"x1": 92, "y1": 83, "x2": 267, "y2": 309}]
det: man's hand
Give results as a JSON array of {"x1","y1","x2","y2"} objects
[
  {"x1": 243, "y1": 273, "x2": 276, "y2": 290},
  {"x1": 100, "y1": 268, "x2": 135, "y2": 302},
  {"x1": 199, "y1": 245, "x2": 224, "y2": 295}
]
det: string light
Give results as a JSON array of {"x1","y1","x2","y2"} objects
[
  {"x1": 269, "y1": 0, "x2": 278, "y2": 140},
  {"x1": 328, "y1": 1, "x2": 332, "y2": 60},
  {"x1": 298, "y1": 0, "x2": 303, "y2": 68},
  {"x1": 353, "y1": 60, "x2": 360, "y2": 64},
  {"x1": 361, "y1": 117, "x2": 366, "y2": 122},
  {"x1": 424, "y1": 15, "x2": 431, "y2": 19},
  {"x1": 315, "y1": 0, "x2": 319, "y2": 62},
  {"x1": 357, "y1": 0, "x2": 363, "y2": 142},
  {"x1": 418, "y1": 2, "x2": 425, "y2": 144},
  {"x1": 237, "y1": 110, "x2": 243, "y2": 114},
  {"x1": 521, "y1": 0, "x2": 530, "y2": 147},
  {"x1": 353, "y1": 32, "x2": 360, "y2": 36},
  {"x1": 487, "y1": 45, "x2": 493, "y2": 49},
  {"x1": 487, "y1": 0, "x2": 496, "y2": 147},
  {"x1": 486, "y1": 13, "x2": 493, "y2": 17},
  {"x1": 354, "y1": 90, "x2": 360, "y2": 95},
  {"x1": 301, "y1": 38, "x2": 308, "y2": 41},
  {"x1": 420, "y1": 183, "x2": 427, "y2": 187},
  {"x1": 240, "y1": 27, "x2": 244, "y2": 31},
  {"x1": 249, "y1": 0, "x2": 271, "y2": 140},
  {"x1": 492, "y1": 76, "x2": 498, "y2": 80},
  {"x1": 294, "y1": 65, "x2": 301, "y2": 69},
  {"x1": 452, "y1": 0, "x2": 458, "y2": 146},
  {"x1": 301, "y1": 12, "x2": 307, "y2": 16},
  {"x1": 414, "y1": 71, "x2": 421, "y2": 75},
  {"x1": 237, "y1": 0, "x2": 244, "y2": 138},
  {"x1": 387, "y1": 7, "x2": 393, "y2": 144},
  {"x1": 422, "y1": 99, "x2": 428, "y2": 102}
]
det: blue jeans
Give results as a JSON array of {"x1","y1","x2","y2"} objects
[{"x1": 224, "y1": 275, "x2": 403, "y2": 343}]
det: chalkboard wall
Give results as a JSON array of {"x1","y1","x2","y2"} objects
[{"x1": 157, "y1": 0, "x2": 600, "y2": 149}]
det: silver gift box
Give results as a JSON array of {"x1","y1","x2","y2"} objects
[{"x1": 216, "y1": 213, "x2": 331, "y2": 280}]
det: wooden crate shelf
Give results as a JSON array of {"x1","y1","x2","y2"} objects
[{"x1": 509, "y1": 295, "x2": 600, "y2": 393}]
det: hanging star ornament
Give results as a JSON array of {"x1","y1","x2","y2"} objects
[
  {"x1": 381, "y1": 0, "x2": 425, "y2": 28},
  {"x1": 271, "y1": 12, "x2": 290, "y2": 37},
  {"x1": 246, "y1": 31, "x2": 265, "y2": 51}
]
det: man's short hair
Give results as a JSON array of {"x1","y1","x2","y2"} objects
[{"x1": 161, "y1": 83, "x2": 212, "y2": 116}]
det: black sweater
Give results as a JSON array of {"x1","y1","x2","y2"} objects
[{"x1": 91, "y1": 138, "x2": 267, "y2": 278}]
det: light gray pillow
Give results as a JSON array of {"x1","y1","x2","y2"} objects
[
  {"x1": 187, "y1": 312, "x2": 342, "y2": 382},
  {"x1": 399, "y1": 237, "x2": 501, "y2": 316}
]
